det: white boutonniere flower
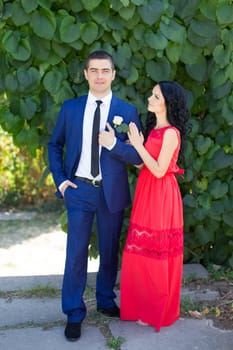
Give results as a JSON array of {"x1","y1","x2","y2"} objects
[{"x1": 113, "y1": 116, "x2": 129, "y2": 133}]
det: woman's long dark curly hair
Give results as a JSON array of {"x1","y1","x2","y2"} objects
[{"x1": 144, "y1": 81, "x2": 191, "y2": 163}]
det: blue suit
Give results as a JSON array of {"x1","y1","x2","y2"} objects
[{"x1": 48, "y1": 94, "x2": 141, "y2": 322}]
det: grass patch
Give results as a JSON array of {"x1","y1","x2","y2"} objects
[
  {"x1": 181, "y1": 296, "x2": 201, "y2": 313},
  {"x1": 107, "y1": 336, "x2": 125, "y2": 350},
  {"x1": 207, "y1": 264, "x2": 233, "y2": 281},
  {"x1": 0, "y1": 284, "x2": 60, "y2": 298}
]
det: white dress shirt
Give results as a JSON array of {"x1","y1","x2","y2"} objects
[{"x1": 75, "y1": 91, "x2": 112, "y2": 180}]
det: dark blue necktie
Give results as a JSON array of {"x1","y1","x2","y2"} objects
[{"x1": 91, "y1": 100, "x2": 102, "y2": 177}]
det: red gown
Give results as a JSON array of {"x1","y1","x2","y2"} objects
[{"x1": 120, "y1": 126, "x2": 184, "y2": 332}]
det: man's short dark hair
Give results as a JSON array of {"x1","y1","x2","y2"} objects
[{"x1": 85, "y1": 50, "x2": 115, "y2": 70}]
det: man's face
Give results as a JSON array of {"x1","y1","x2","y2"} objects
[{"x1": 84, "y1": 59, "x2": 116, "y2": 97}]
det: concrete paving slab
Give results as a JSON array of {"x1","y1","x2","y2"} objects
[
  {"x1": 110, "y1": 319, "x2": 233, "y2": 350},
  {"x1": 0, "y1": 271, "x2": 97, "y2": 292},
  {"x1": 182, "y1": 287, "x2": 220, "y2": 301},
  {"x1": 0, "y1": 298, "x2": 64, "y2": 327},
  {"x1": 0, "y1": 264, "x2": 209, "y2": 293},
  {"x1": 0, "y1": 325, "x2": 108, "y2": 350},
  {"x1": 183, "y1": 263, "x2": 209, "y2": 279},
  {"x1": 0, "y1": 275, "x2": 63, "y2": 292}
]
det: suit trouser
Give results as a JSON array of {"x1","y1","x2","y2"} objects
[{"x1": 62, "y1": 178, "x2": 124, "y2": 322}]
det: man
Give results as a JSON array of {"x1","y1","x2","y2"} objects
[{"x1": 48, "y1": 50, "x2": 141, "y2": 341}]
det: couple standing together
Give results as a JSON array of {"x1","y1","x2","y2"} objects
[{"x1": 48, "y1": 50, "x2": 190, "y2": 341}]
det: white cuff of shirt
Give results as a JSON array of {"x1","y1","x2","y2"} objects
[
  {"x1": 59, "y1": 180, "x2": 68, "y2": 192},
  {"x1": 105, "y1": 137, "x2": 116, "y2": 150}
]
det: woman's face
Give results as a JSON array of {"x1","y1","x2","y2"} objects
[{"x1": 147, "y1": 84, "x2": 166, "y2": 115}]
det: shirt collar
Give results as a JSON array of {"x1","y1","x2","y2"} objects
[{"x1": 87, "y1": 91, "x2": 112, "y2": 105}]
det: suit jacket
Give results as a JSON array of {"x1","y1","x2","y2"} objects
[{"x1": 48, "y1": 94, "x2": 142, "y2": 213}]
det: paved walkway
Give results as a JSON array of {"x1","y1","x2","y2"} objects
[
  {"x1": 0, "y1": 212, "x2": 232, "y2": 349},
  {"x1": 0, "y1": 265, "x2": 232, "y2": 350}
]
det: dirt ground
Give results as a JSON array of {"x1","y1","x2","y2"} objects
[
  {"x1": 0, "y1": 208, "x2": 232, "y2": 331},
  {"x1": 181, "y1": 278, "x2": 233, "y2": 331}
]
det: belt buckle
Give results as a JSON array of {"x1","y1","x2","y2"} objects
[{"x1": 92, "y1": 179, "x2": 99, "y2": 187}]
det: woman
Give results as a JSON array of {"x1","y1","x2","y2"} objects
[{"x1": 120, "y1": 81, "x2": 191, "y2": 332}]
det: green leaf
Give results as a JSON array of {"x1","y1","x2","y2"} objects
[
  {"x1": 199, "y1": 1, "x2": 216, "y2": 21},
  {"x1": 59, "y1": 15, "x2": 81, "y2": 43},
  {"x1": 20, "y1": 97, "x2": 38, "y2": 120},
  {"x1": 160, "y1": 19, "x2": 186, "y2": 44},
  {"x1": 223, "y1": 212, "x2": 233, "y2": 228},
  {"x1": 5, "y1": 73, "x2": 18, "y2": 92},
  {"x1": 209, "y1": 180, "x2": 228, "y2": 199},
  {"x1": 193, "y1": 207, "x2": 208, "y2": 221},
  {"x1": 209, "y1": 201, "x2": 225, "y2": 217},
  {"x1": 2, "y1": 30, "x2": 31, "y2": 61},
  {"x1": 119, "y1": 5, "x2": 135, "y2": 20},
  {"x1": 210, "y1": 67, "x2": 228, "y2": 88},
  {"x1": 126, "y1": 65, "x2": 139, "y2": 85},
  {"x1": 114, "y1": 44, "x2": 132, "y2": 70},
  {"x1": 165, "y1": 42, "x2": 182, "y2": 63},
  {"x1": 195, "y1": 178, "x2": 208, "y2": 191},
  {"x1": 190, "y1": 18, "x2": 219, "y2": 39},
  {"x1": 221, "y1": 28, "x2": 233, "y2": 49},
  {"x1": 222, "y1": 100, "x2": 233, "y2": 126},
  {"x1": 133, "y1": 24, "x2": 145, "y2": 41},
  {"x1": 53, "y1": 81, "x2": 75, "y2": 104},
  {"x1": 213, "y1": 45, "x2": 231, "y2": 68},
  {"x1": 183, "y1": 194, "x2": 197, "y2": 208},
  {"x1": 180, "y1": 40, "x2": 202, "y2": 64},
  {"x1": 112, "y1": 31, "x2": 122, "y2": 44},
  {"x1": 197, "y1": 193, "x2": 212, "y2": 209},
  {"x1": 212, "y1": 149, "x2": 233, "y2": 170},
  {"x1": 226, "y1": 62, "x2": 233, "y2": 82},
  {"x1": 30, "y1": 36, "x2": 50, "y2": 60},
  {"x1": 80, "y1": 22, "x2": 99, "y2": 45},
  {"x1": 185, "y1": 57, "x2": 207, "y2": 82},
  {"x1": 216, "y1": 4, "x2": 233, "y2": 25},
  {"x1": 30, "y1": 9, "x2": 56, "y2": 40},
  {"x1": 21, "y1": 0, "x2": 38, "y2": 13},
  {"x1": 14, "y1": 128, "x2": 39, "y2": 155},
  {"x1": 146, "y1": 58, "x2": 171, "y2": 82},
  {"x1": 184, "y1": 168, "x2": 193, "y2": 182},
  {"x1": 52, "y1": 41, "x2": 71, "y2": 59},
  {"x1": 196, "y1": 224, "x2": 215, "y2": 245},
  {"x1": 120, "y1": 0, "x2": 129, "y2": 6},
  {"x1": 6, "y1": 2, "x2": 29, "y2": 25},
  {"x1": 144, "y1": 30, "x2": 167, "y2": 50},
  {"x1": 173, "y1": 0, "x2": 199, "y2": 22},
  {"x1": 187, "y1": 28, "x2": 213, "y2": 48},
  {"x1": 60, "y1": 210, "x2": 68, "y2": 233},
  {"x1": 212, "y1": 81, "x2": 232, "y2": 100},
  {"x1": 43, "y1": 70, "x2": 63, "y2": 94},
  {"x1": 81, "y1": 0, "x2": 102, "y2": 11},
  {"x1": 132, "y1": 0, "x2": 145, "y2": 4},
  {"x1": 193, "y1": 158, "x2": 204, "y2": 172},
  {"x1": 0, "y1": 110, "x2": 23, "y2": 134},
  {"x1": 17, "y1": 67, "x2": 40, "y2": 93},
  {"x1": 195, "y1": 135, "x2": 212, "y2": 155},
  {"x1": 68, "y1": 0, "x2": 83, "y2": 12},
  {"x1": 138, "y1": 0, "x2": 164, "y2": 25}
]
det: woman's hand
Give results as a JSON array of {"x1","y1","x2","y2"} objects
[{"x1": 127, "y1": 122, "x2": 144, "y2": 150}]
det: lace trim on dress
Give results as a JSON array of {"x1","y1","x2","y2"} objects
[{"x1": 124, "y1": 223, "x2": 183, "y2": 260}]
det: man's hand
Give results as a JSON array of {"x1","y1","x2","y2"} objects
[
  {"x1": 99, "y1": 122, "x2": 115, "y2": 148},
  {"x1": 60, "y1": 180, "x2": 77, "y2": 197}
]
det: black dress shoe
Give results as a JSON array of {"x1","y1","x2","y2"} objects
[
  {"x1": 64, "y1": 322, "x2": 81, "y2": 341},
  {"x1": 97, "y1": 306, "x2": 120, "y2": 318}
]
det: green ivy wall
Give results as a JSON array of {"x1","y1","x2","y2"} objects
[{"x1": 0, "y1": 0, "x2": 232, "y2": 266}]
